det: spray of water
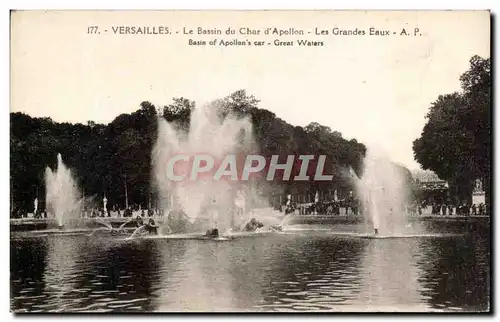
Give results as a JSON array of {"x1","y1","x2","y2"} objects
[
  {"x1": 152, "y1": 101, "x2": 267, "y2": 233},
  {"x1": 45, "y1": 154, "x2": 81, "y2": 227},
  {"x1": 351, "y1": 147, "x2": 412, "y2": 235}
]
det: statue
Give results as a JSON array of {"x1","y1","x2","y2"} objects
[
  {"x1": 474, "y1": 179, "x2": 483, "y2": 193},
  {"x1": 103, "y1": 195, "x2": 108, "y2": 212}
]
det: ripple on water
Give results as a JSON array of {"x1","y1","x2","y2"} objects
[
  {"x1": 285, "y1": 291, "x2": 309, "y2": 296},
  {"x1": 10, "y1": 226, "x2": 490, "y2": 312},
  {"x1": 92, "y1": 290, "x2": 119, "y2": 294},
  {"x1": 95, "y1": 298, "x2": 114, "y2": 303}
]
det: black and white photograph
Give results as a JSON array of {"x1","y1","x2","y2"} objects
[{"x1": 9, "y1": 10, "x2": 491, "y2": 312}]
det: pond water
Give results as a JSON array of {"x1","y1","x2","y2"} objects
[{"x1": 10, "y1": 221, "x2": 490, "y2": 312}]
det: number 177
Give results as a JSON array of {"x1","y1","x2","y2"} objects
[{"x1": 87, "y1": 26, "x2": 99, "y2": 34}]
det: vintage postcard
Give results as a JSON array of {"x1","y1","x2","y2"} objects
[{"x1": 10, "y1": 10, "x2": 491, "y2": 313}]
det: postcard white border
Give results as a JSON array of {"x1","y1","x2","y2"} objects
[{"x1": 3, "y1": 1, "x2": 497, "y2": 321}]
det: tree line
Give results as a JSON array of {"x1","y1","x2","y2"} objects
[{"x1": 11, "y1": 90, "x2": 376, "y2": 216}]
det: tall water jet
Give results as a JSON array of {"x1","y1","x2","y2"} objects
[
  {"x1": 153, "y1": 100, "x2": 257, "y2": 233},
  {"x1": 354, "y1": 147, "x2": 412, "y2": 235},
  {"x1": 45, "y1": 154, "x2": 81, "y2": 228}
]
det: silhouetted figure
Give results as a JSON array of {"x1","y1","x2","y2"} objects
[
  {"x1": 270, "y1": 224, "x2": 283, "y2": 231},
  {"x1": 145, "y1": 218, "x2": 159, "y2": 235},
  {"x1": 326, "y1": 204, "x2": 333, "y2": 215},
  {"x1": 135, "y1": 216, "x2": 143, "y2": 228},
  {"x1": 471, "y1": 204, "x2": 477, "y2": 216},
  {"x1": 479, "y1": 203, "x2": 485, "y2": 215},
  {"x1": 244, "y1": 218, "x2": 264, "y2": 232},
  {"x1": 205, "y1": 228, "x2": 219, "y2": 238},
  {"x1": 285, "y1": 204, "x2": 295, "y2": 215}
]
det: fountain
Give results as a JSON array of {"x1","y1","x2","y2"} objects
[
  {"x1": 353, "y1": 147, "x2": 412, "y2": 236},
  {"x1": 45, "y1": 154, "x2": 82, "y2": 228},
  {"x1": 152, "y1": 100, "x2": 258, "y2": 234}
]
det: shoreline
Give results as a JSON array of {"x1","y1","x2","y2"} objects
[{"x1": 10, "y1": 214, "x2": 490, "y2": 232}]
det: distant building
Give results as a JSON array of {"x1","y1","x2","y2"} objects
[{"x1": 412, "y1": 170, "x2": 450, "y2": 204}]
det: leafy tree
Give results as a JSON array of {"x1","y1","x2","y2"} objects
[{"x1": 413, "y1": 56, "x2": 491, "y2": 204}]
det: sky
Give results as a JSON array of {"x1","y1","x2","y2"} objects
[{"x1": 10, "y1": 11, "x2": 490, "y2": 170}]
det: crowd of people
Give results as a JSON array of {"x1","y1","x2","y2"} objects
[
  {"x1": 424, "y1": 202, "x2": 486, "y2": 216},
  {"x1": 87, "y1": 205, "x2": 162, "y2": 218},
  {"x1": 276, "y1": 198, "x2": 488, "y2": 217},
  {"x1": 14, "y1": 197, "x2": 489, "y2": 221},
  {"x1": 27, "y1": 205, "x2": 164, "y2": 220},
  {"x1": 279, "y1": 200, "x2": 359, "y2": 216}
]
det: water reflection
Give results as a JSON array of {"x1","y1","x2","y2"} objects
[
  {"x1": 42, "y1": 236, "x2": 82, "y2": 311},
  {"x1": 355, "y1": 239, "x2": 426, "y2": 310},
  {"x1": 150, "y1": 240, "x2": 187, "y2": 309},
  {"x1": 72, "y1": 238, "x2": 162, "y2": 312},
  {"x1": 10, "y1": 222, "x2": 490, "y2": 312},
  {"x1": 254, "y1": 236, "x2": 365, "y2": 311},
  {"x1": 416, "y1": 232, "x2": 490, "y2": 311},
  {"x1": 10, "y1": 238, "x2": 47, "y2": 312},
  {"x1": 153, "y1": 240, "x2": 238, "y2": 312},
  {"x1": 154, "y1": 235, "x2": 366, "y2": 311}
]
